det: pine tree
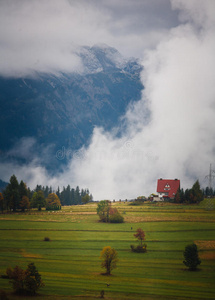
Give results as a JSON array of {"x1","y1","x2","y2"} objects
[
  {"x1": 183, "y1": 243, "x2": 201, "y2": 270},
  {"x1": 3, "y1": 175, "x2": 20, "y2": 211}
]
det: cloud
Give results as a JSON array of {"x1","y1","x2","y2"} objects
[
  {"x1": 50, "y1": 0, "x2": 215, "y2": 200},
  {"x1": 1, "y1": 1, "x2": 214, "y2": 201},
  {"x1": 0, "y1": 0, "x2": 179, "y2": 77}
]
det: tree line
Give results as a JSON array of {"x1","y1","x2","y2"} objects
[
  {"x1": 0, "y1": 175, "x2": 93, "y2": 212},
  {"x1": 174, "y1": 180, "x2": 204, "y2": 204},
  {"x1": 202, "y1": 186, "x2": 215, "y2": 197}
]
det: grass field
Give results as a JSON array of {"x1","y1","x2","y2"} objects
[{"x1": 0, "y1": 199, "x2": 215, "y2": 299}]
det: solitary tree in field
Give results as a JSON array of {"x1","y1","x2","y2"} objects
[
  {"x1": 183, "y1": 243, "x2": 201, "y2": 271},
  {"x1": 100, "y1": 246, "x2": 118, "y2": 275},
  {"x1": 134, "y1": 228, "x2": 145, "y2": 246}
]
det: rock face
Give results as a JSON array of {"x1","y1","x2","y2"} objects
[{"x1": 0, "y1": 44, "x2": 143, "y2": 170}]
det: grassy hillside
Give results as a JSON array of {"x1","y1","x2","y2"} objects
[{"x1": 0, "y1": 200, "x2": 214, "y2": 299}]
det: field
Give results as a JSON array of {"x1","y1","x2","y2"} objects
[{"x1": 0, "y1": 199, "x2": 215, "y2": 299}]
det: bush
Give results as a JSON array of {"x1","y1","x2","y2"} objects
[
  {"x1": 109, "y1": 211, "x2": 124, "y2": 223},
  {"x1": 43, "y1": 237, "x2": 50, "y2": 241},
  {"x1": 130, "y1": 244, "x2": 147, "y2": 253},
  {"x1": 46, "y1": 205, "x2": 61, "y2": 211}
]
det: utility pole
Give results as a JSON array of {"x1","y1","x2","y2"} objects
[
  {"x1": 205, "y1": 164, "x2": 215, "y2": 210},
  {"x1": 205, "y1": 163, "x2": 215, "y2": 189}
]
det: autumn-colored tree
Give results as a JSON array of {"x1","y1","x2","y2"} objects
[
  {"x1": 109, "y1": 207, "x2": 124, "y2": 223},
  {"x1": 100, "y1": 246, "x2": 118, "y2": 275},
  {"x1": 134, "y1": 228, "x2": 145, "y2": 246},
  {"x1": 6, "y1": 263, "x2": 44, "y2": 295},
  {"x1": 19, "y1": 196, "x2": 30, "y2": 212},
  {"x1": 46, "y1": 193, "x2": 61, "y2": 210},
  {"x1": 0, "y1": 192, "x2": 4, "y2": 213},
  {"x1": 6, "y1": 265, "x2": 26, "y2": 294}
]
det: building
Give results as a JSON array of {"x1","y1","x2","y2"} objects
[{"x1": 157, "y1": 178, "x2": 180, "y2": 200}]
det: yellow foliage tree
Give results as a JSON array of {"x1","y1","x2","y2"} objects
[
  {"x1": 46, "y1": 193, "x2": 61, "y2": 210},
  {"x1": 100, "y1": 246, "x2": 118, "y2": 275}
]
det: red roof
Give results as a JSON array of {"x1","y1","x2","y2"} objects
[{"x1": 157, "y1": 179, "x2": 180, "y2": 198}]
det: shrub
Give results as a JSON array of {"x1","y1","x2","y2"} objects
[
  {"x1": 44, "y1": 237, "x2": 50, "y2": 242},
  {"x1": 46, "y1": 205, "x2": 61, "y2": 211},
  {"x1": 130, "y1": 244, "x2": 147, "y2": 253},
  {"x1": 97, "y1": 201, "x2": 124, "y2": 223},
  {"x1": 109, "y1": 211, "x2": 124, "y2": 223}
]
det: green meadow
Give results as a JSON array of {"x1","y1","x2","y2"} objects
[{"x1": 0, "y1": 200, "x2": 215, "y2": 299}]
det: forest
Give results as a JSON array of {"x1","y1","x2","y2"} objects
[{"x1": 0, "y1": 175, "x2": 93, "y2": 212}]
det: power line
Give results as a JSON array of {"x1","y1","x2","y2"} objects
[{"x1": 205, "y1": 163, "x2": 215, "y2": 189}]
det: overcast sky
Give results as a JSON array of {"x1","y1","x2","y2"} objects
[
  {"x1": 1, "y1": 0, "x2": 215, "y2": 199},
  {"x1": 0, "y1": 0, "x2": 180, "y2": 77}
]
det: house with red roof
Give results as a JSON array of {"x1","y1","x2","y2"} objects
[{"x1": 157, "y1": 178, "x2": 180, "y2": 200}]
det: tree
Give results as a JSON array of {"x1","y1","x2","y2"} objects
[
  {"x1": 46, "y1": 193, "x2": 61, "y2": 210},
  {"x1": 24, "y1": 263, "x2": 44, "y2": 295},
  {"x1": 82, "y1": 194, "x2": 90, "y2": 204},
  {"x1": 19, "y1": 181, "x2": 28, "y2": 199},
  {"x1": 191, "y1": 180, "x2": 204, "y2": 203},
  {"x1": 134, "y1": 228, "x2": 145, "y2": 246},
  {"x1": 6, "y1": 265, "x2": 26, "y2": 294},
  {"x1": 0, "y1": 192, "x2": 4, "y2": 213},
  {"x1": 3, "y1": 175, "x2": 20, "y2": 211},
  {"x1": 6, "y1": 263, "x2": 44, "y2": 295},
  {"x1": 74, "y1": 186, "x2": 81, "y2": 204},
  {"x1": 100, "y1": 246, "x2": 118, "y2": 275},
  {"x1": 183, "y1": 243, "x2": 201, "y2": 271},
  {"x1": 19, "y1": 196, "x2": 30, "y2": 212},
  {"x1": 97, "y1": 200, "x2": 111, "y2": 222},
  {"x1": 109, "y1": 207, "x2": 124, "y2": 223},
  {"x1": 174, "y1": 189, "x2": 181, "y2": 203},
  {"x1": 31, "y1": 191, "x2": 46, "y2": 211}
]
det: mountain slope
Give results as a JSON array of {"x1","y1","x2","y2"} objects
[{"x1": 0, "y1": 45, "x2": 143, "y2": 170}]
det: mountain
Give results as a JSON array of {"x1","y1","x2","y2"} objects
[
  {"x1": 0, "y1": 44, "x2": 143, "y2": 171},
  {"x1": 0, "y1": 179, "x2": 8, "y2": 192}
]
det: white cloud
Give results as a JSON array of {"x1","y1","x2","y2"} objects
[
  {"x1": 1, "y1": 1, "x2": 215, "y2": 201},
  {"x1": 0, "y1": 0, "x2": 178, "y2": 77},
  {"x1": 49, "y1": 0, "x2": 215, "y2": 200}
]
